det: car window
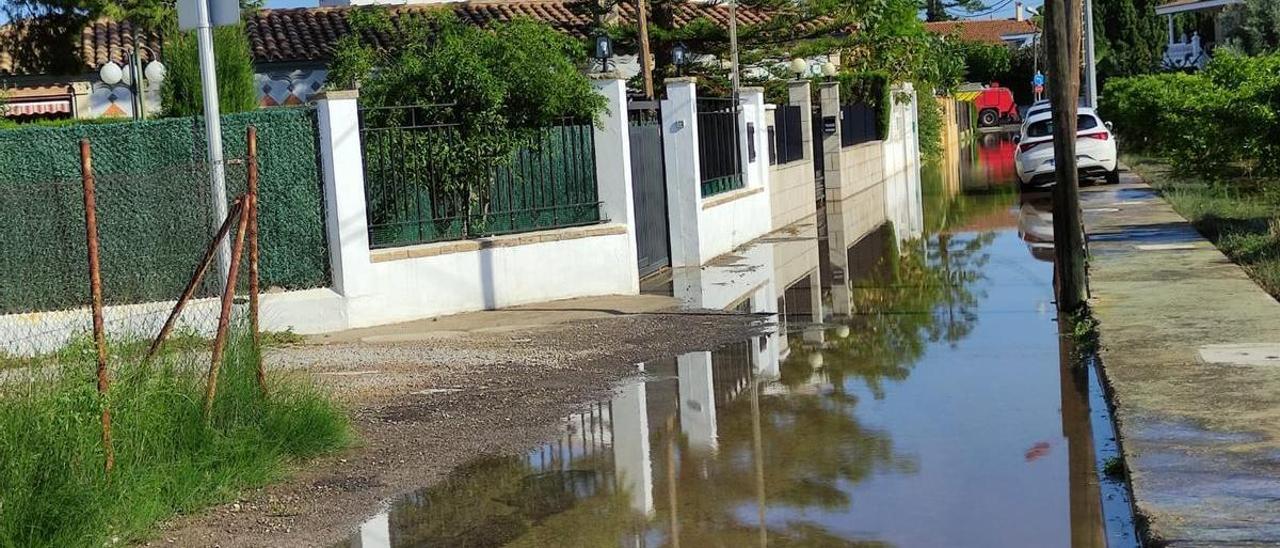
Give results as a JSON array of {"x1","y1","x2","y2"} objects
[{"x1": 1025, "y1": 115, "x2": 1100, "y2": 138}]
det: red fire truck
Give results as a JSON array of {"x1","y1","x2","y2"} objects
[{"x1": 962, "y1": 84, "x2": 1021, "y2": 128}]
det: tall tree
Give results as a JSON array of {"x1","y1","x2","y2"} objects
[
  {"x1": 919, "y1": 0, "x2": 993, "y2": 22},
  {"x1": 1092, "y1": 0, "x2": 1166, "y2": 83}
]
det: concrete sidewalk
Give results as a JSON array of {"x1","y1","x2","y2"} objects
[{"x1": 1083, "y1": 172, "x2": 1280, "y2": 546}]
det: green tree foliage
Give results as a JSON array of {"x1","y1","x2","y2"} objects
[
  {"x1": 1092, "y1": 0, "x2": 1167, "y2": 82},
  {"x1": 160, "y1": 25, "x2": 258, "y2": 117},
  {"x1": 1102, "y1": 51, "x2": 1280, "y2": 177},
  {"x1": 957, "y1": 41, "x2": 1013, "y2": 85},
  {"x1": 1222, "y1": 0, "x2": 1280, "y2": 54},
  {"x1": 919, "y1": 0, "x2": 992, "y2": 22}
]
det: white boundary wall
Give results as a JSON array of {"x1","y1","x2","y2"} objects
[{"x1": 0, "y1": 79, "x2": 641, "y2": 355}]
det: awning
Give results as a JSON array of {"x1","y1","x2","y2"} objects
[{"x1": 8, "y1": 99, "x2": 72, "y2": 117}]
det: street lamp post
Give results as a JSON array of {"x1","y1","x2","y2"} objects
[
  {"x1": 98, "y1": 48, "x2": 166, "y2": 120},
  {"x1": 1084, "y1": 0, "x2": 1099, "y2": 108}
]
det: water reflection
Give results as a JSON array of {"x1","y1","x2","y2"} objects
[{"x1": 343, "y1": 134, "x2": 1111, "y2": 547}]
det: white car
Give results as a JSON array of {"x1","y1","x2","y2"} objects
[{"x1": 1014, "y1": 108, "x2": 1119, "y2": 187}]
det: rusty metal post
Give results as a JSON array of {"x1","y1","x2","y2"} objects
[
  {"x1": 144, "y1": 198, "x2": 244, "y2": 362},
  {"x1": 80, "y1": 139, "x2": 114, "y2": 473},
  {"x1": 203, "y1": 198, "x2": 250, "y2": 418},
  {"x1": 247, "y1": 126, "x2": 264, "y2": 393}
]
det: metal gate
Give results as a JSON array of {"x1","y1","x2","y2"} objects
[{"x1": 628, "y1": 101, "x2": 670, "y2": 278}]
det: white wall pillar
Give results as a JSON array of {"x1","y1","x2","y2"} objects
[
  {"x1": 612, "y1": 379, "x2": 655, "y2": 516},
  {"x1": 739, "y1": 87, "x2": 769, "y2": 194},
  {"x1": 316, "y1": 90, "x2": 373, "y2": 298},
  {"x1": 592, "y1": 76, "x2": 641, "y2": 294},
  {"x1": 819, "y1": 82, "x2": 842, "y2": 202},
  {"x1": 789, "y1": 80, "x2": 813, "y2": 162},
  {"x1": 661, "y1": 78, "x2": 704, "y2": 268}
]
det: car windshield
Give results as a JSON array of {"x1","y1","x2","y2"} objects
[{"x1": 1026, "y1": 115, "x2": 1100, "y2": 138}]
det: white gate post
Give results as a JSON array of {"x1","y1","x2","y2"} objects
[
  {"x1": 315, "y1": 90, "x2": 373, "y2": 299},
  {"x1": 591, "y1": 76, "x2": 640, "y2": 293},
  {"x1": 661, "y1": 77, "x2": 705, "y2": 268}
]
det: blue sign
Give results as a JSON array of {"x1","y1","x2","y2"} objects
[{"x1": 1033, "y1": 72, "x2": 1045, "y2": 86}]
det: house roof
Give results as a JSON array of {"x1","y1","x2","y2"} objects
[
  {"x1": 1, "y1": 0, "x2": 839, "y2": 75},
  {"x1": 923, "y1": 19, "x2": 1038, "y2": 45},
  {"x1": 1154, "y1": 0, "x2": 1244, "y2": 15}
]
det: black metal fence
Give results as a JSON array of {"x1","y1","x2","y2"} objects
[
  {"x1": 359, "y1": 104, "x2": 601, "y2": 249},
  {"x1": 840, "y1": 102, "x2": 879, "y2": 147},
  {"x1": 696, "y1": 97, "x2": 744, "y2": 197},
  {"x1": 769, "y1": 105, "x2": 804, "y2": 165}
]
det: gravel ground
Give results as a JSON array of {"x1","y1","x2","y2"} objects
[{"x1": 151, "y1": 308, "x2": 771, "y2": 547}]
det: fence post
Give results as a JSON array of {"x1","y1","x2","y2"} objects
[
  {"x1": 660, "y1": 77, "x2": 705, "y2": 268},
  {"x1": 315, "y1": 90, "x2": 373, "y2": 301},
  {"x1": 818, "y1": 82, "x2": 843, "y2": 203},
  {"x1": 591, "y1": 75, "x2": 640, "y2": 294},
  {"x1": 79, "y1": 139, "x2": 113, "y2": 474},
  {"x1": 788, "y1": 80, "x2": 813, "y2": 162}
]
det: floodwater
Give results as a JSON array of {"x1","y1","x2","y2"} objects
[{"x1": 342, "y1": 132, "x2": 1135, "y2": 547}]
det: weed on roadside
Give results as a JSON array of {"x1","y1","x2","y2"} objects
[{"x1": 0, "y1": 325, "x2": 350, "y2": 547}]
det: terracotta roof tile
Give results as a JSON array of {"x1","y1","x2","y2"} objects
[{"x1": 924, "y1": 19, "x2": 1038, "y2": 45}]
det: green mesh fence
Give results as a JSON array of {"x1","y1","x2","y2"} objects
[{"x1": 0, "y1": 107, "x2": 329, "y2": 320}]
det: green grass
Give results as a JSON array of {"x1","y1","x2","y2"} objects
[
  {"x1": 0, "y1": 325, "x2": 350, "y2": 547},
  {"x1": 1128, "y1": 155, "x2": 1280, "y2": 299}
]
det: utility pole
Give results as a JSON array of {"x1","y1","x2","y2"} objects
[
  {"x1": 1045, "y1": 0, "x2": 1087, "y2": 311},
  {"x1": 1083, "y1": 0, "x2": 1098, "y2": 107},
  {"x1": 637, "y1": 0, "x2": 654, "y2": 99},
  {"x1": 728, "y1": 0, "x2": 741, "y2": 98}
]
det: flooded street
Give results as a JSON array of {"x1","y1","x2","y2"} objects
[{"x1": 343, "y1": 134, "x2": 1127, "y2": 548}]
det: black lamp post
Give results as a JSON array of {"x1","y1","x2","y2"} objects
[
  {"x1": 594, "y1": 33, "x2": 613, "y2": 72},
  {"x1": 672, "y1": 42, "x2": 689, "y2": 76}
]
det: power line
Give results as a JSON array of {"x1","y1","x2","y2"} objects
[{"x1": 946, "y1": 0, "x2": 1017, "y2": 20}]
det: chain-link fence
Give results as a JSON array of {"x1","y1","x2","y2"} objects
[{"x1": 0, "y1": 110, "x2": 330, "y2": 361}]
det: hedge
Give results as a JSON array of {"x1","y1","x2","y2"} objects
[{"x1": 0, "y1": 108, "x2": 329, "y2": 314}]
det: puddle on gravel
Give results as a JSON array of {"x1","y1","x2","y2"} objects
[{"x1": 340, "y1": 134, "x2": 1137, "y2": 547}]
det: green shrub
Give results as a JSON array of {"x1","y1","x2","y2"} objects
[
  {"x1": 161, "y1": 25, "x2": 258, "y2": 117},
  {"x1": 0, "y1": 330, "x2": 350, "y2": 547},
  {"x1": 958, "y1": 41, "x2": 1014, "y2": 85},
  {"x1": 917, "y1": 87, "x2": 944, "y2": 161},
  {"x1": 1102, "y1": 52, "x2": 1280, "y2": 177}
]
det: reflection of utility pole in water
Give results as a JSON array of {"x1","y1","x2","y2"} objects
[
  {"x1": 666, "y1": 414, "x2": 681, "y2": 548},
  {"x1": 750, "y1": 375, "x2": 768, "y2": 547},
  {"x1": 1058, "y1": 313, "x2": 1106, "y2": 547}
]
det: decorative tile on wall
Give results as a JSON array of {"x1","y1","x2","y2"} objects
[{"x1": 255, "y1": 69, "x2": 328, "y2": 107}]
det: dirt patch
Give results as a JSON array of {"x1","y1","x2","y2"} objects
[{"x1": 152, "y1": 308, "x2": 770, "y2": 547}]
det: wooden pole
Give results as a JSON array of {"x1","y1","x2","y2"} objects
[
  {"x1": 80, "y1": 139, "x2": 114, "y2": 473},
  {"x1": 1045, "y1": 0, "x2": 1088, "y2": 312},
  {"x1": 637, "y1": 0, "x2": 655, "y2": 99},
  {"x1": 203, "y1": 199, "x2": 249, "y2": 418},
  {"x1": 144, "y1": 198, "x2": 244, "y2": 362},
  {"x1": 246, "y1": 127, "x2": 264, "y2": 393}
]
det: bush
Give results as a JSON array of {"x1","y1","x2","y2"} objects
[
  {"x1": 1101, "y1": 51, "x2": 1280, "y2": 177},
  {"x1": 0, "y1": 330, "x2": 350, "y2": 547},
  {"x1": 917, "y1": 87, "x2": 944, "y2": 161},
  {"x1": 958, "y1": 42, "x2": 1014, "y2": 86},
  {"x1": 161, "y1": 25, "x2": 258, "y2": 117}
]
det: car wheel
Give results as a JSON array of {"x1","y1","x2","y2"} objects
[
  {"x1": 1106, "y1": 169, "x2": 1120, "y2": 185},
  {"x1": 979, "y1": 109, "x2": 999, "y2": 127}
]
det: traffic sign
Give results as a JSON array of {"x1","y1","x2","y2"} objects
[{"x1": 1033, "y1": 72, "x2": 1045, "y2": 87}]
